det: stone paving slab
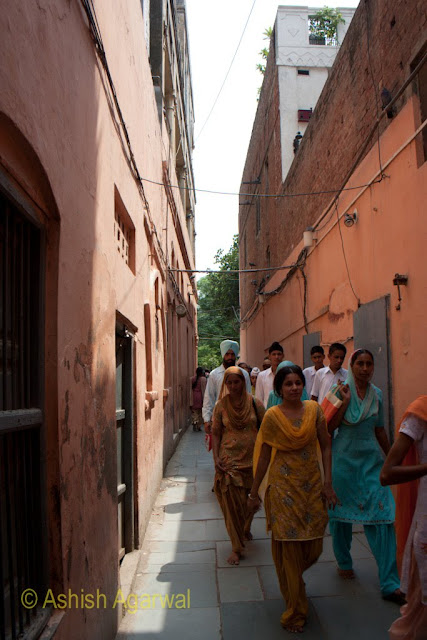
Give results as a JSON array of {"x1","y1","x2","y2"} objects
[
  {"x1": 154, "y1": 484, "x2": 196, "y2": 507},
  {"x1": 216, "y1": 539, "x2": 274, "y2": 568},
  {"x1": 132, "y1": 570, "x2": 218, "y2": 609},
  {"x1": 144, "y1": 520, "x2": 207, "y2": 541},
  {"x1": 141, "y1": 549, "x2": 216, "y2": 567},
  {"x1": 217, "y1": 567, "x2": 263, "y2": 602},
  {"x1": 206, "y1": 517, "x2": 270, "y2": 542},
  {"x1": 116, "y1": 606, "x2": 221, "y2": 640},
  {"x1": 141, "y1": 563, "x2": 215, "y2": 574},
  {"x1": 116, "y1": 428, "x2": 400, "y2": 640},
  {"x1": 164, "y1": 501, "x2": 223, "y2": 521},
  {"x1": 312, "y1": 594, "x2": 398, "y2": 639},
  {"x1": 163, "y1": 471, "x2": 196, "y2": 482},
  {"x1": 145, "y1": 540, "x2": 217, "y2": 553},
  {"x1": 317, "y1": 533, "x2": 372, "y2": 563},
  {"x1": 221, "y1": 600, "x2": 323, "y2": 639}
]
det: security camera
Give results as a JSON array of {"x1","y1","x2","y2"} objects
[{"x1": 344, "y1": 210, "x2": 358, "y2": 228}]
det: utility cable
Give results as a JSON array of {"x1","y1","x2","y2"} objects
[
  {"x1": 195, "y1": 0, "x2": 257, "y2": 142},
  {"x1": 335, "y1": 201, "x2": 360, "y2": 306}
]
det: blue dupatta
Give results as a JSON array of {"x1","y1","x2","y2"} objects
[{"x1": 341, "y1": 364, "x2": 379, "y2": 426}]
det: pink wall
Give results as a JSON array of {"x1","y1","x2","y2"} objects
[{"x1": 0, "y1": 1, "x2": 196, "y2": 638}]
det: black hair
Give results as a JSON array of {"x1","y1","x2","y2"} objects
[
  {"x1": 311, "y1": 345, "x2": 324, "y2": 356},
  {"x1": 350, "y1": 348, "x2": 374, "y2": 366},
  {"x1": 268, "y1": 341, "x2": 284, "y2": 354},
  {"x1": 192, "y1": 366, "x2": 205, "y2": 388},
  {"x1": 274, "y1": 365, "x2": 305, "y2": 397},
  {"x1": 329, "y1": 342, "x2": 347, "y2": 355}
]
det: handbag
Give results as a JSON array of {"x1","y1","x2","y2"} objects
[
  {"x1": 204, "y1": 432, "x2": 212, "y2": 452},
  {"x1": 320, "y1": 387, "x2": 343, "y2": 424}
]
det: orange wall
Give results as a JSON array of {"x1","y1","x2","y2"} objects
[{"x1": 241, "y1": 98, "x2": 427, "y2": 423}]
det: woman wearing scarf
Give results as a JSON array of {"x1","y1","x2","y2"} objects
[
  {"x1": 380, "y1": 396, "x2": 427, "y2": 639},
  {"x1": 247, "y1": 364, "x2": 337, "y2": 633},
  {"x1": 327, "y1": 349, "x2": 404, "y2": 603},
  {"x1": 211, "y1": 366, "x2": 265, "y2": 565},
  {"x1": 266, "y1": 361, "x2": 309, "y2": 408}
]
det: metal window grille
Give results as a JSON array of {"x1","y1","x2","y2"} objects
[{"x1": 0, "y1": 193, "x2": 48, "y2": 640}]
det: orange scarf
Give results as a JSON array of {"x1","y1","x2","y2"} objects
[
  {"x1": 395, "y1": 395, "x2": 427, "y2": 570},
  {"x1": 218, "y1": 366, "x2": 253, "y2": 430}
]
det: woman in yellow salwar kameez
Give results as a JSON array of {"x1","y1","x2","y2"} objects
[
  {"x1": 212, "y1": 366, "x2": 265, "y2": 565},
  {"x1": 248, "y1": 364, "x2": 337, "y2": 633}
]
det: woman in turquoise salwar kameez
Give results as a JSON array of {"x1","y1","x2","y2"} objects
[{"x1": 327, "y1": 349, "x2": 405, "y2": 604}]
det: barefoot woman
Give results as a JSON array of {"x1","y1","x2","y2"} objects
[
  {"x1": 212, "y1": 366, "x2": 265, "y2": 565},
  {"x1": 248, "y1": 365, "x2": 337, "y2": 633}
]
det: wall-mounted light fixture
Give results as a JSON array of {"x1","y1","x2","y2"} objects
[
  {"x1": 344, "y1": 210, "x2": 358, "y2": 228},
  {"x1": 393, "y1": 273, "x2": 408, "y2": 311},
  {"x1": 303, "y1": 227, "x2": 315, "y2": 248}
]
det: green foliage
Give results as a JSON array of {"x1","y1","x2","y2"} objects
[
  {"x1": 197, "y1": 235, "x2": 240, "y2": 371},
  {"x1": 256, "y1": 27, "x2": 273, "y2": 76},
  {"x1": 309, "y1": 7, "x2": 345, "y2": 45}
]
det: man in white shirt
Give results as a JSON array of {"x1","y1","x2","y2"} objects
[
  {"x1": 303, "y1": 345, "x2": 325, "y2": 398},
  {"x1": 311, "y1": 342, "x2": 348, "y2": 405},
  {"x1": 202, "y1": 339, "x2": 251, "y2": 433},
  {"x1": 255, "y1": 341, "x2": 284, "y2": 407}
]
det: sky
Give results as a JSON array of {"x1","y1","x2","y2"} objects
[{"x1": 184, "y1": 0, "x2": 360, "y2": 272}]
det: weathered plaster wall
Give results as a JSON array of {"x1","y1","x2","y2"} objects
[
  {"x1": 241, "y1": 98, "x2": 427, "y2": 422},
  {"x1": 0, "y1": 1, "x2": 196, "y2": 638},
  {"x1": 240, "y1": 0, "x2": 427, "y2": 318},
  {"x1": 239, "y1": 0, "x2": 427, "y2": 422}
]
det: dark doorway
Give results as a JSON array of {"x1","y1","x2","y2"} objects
[
  {"x1": 303, "y1": 331, "x2": 322, "y2": 368},
  {"x1": 115, "y1": 326, "x2": 135, "y2": 561},
  {"x1": 0, "y1": 190, "x2": 49, "y2": 638}
]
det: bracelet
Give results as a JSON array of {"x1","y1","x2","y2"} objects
[{"x1": 248, "y1": 493, "x2": 259, "y2": 501}]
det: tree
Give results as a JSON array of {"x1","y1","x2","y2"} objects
[
  {"x1": 197, "y1": 235, "x2": 240, "y2": 370},
  {"x1": 309, "y1": 7, "x2": 345, "y2": 46}
]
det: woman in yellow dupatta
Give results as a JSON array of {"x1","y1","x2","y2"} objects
[
  {"x1": 247, "y1": 364, "x2": 337, "y2": 633},
  {"x1": 212, "y1": 366, "x2": 265, "y2": 565}
]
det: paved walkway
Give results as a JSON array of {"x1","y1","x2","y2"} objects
[{"x1": 116, "y1": 429, "x2": 400, "y2": 639}]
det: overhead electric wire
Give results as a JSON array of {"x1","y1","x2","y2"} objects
[
  {"x1": 139, "y1": 173, "x2": 385, "y2": 199},
  {"x1": 195, "y1": 0, "x2": 257, "y2": 142}
]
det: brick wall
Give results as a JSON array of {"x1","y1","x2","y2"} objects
[{"x1": 239, "y1": 0, "x2": 427, "y2": 316}]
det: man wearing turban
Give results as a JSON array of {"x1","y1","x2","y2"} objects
[{"x1": 202, "y1": 340, "x2": 251, "y2": 433}]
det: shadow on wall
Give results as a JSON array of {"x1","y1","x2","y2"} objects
[{"x1": 0, "y1": 0, "x2": 118, "y2": 636}]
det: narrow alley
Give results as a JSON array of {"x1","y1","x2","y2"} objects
[{"x1": 116, "y1": 428, "x2": 399, "y2": 640}]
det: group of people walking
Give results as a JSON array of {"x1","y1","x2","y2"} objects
[{"x1": 191, "y1": 338, "x2": 426, "y2": 637}]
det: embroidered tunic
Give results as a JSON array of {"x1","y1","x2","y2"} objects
[{"x1": 264, "y1": 404, "x2": 328, "y2": 541}]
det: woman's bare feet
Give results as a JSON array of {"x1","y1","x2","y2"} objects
[
  {"x1": 337, "y1": 568, "x2": 355, "y2": 579},
  {"x1": 227, "y1": 551, "x2": 241, "y2": 565}
]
